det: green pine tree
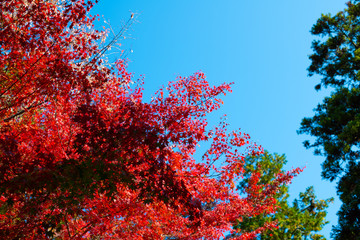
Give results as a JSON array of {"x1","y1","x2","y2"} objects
[
  {"x1": 231, "y1": 152, "x2": 333, "y2": 240},
  {"x1": 298, "y1": 1, "x2": 360, "y2": 238}
]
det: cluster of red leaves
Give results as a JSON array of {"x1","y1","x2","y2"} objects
[{"x1": 0, "y1": 0, "x2": 301, "y2": 239}]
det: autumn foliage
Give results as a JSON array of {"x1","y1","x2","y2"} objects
[{"x1": 0, "y1": 0, "x2": 301, "y2": 239}]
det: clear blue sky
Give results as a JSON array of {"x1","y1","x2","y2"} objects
[{"x1": 92, "y1": 1, "x2": 348, "y2": 238}]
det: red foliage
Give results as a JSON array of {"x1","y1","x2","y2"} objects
[{"x1": 0, "y1": 0, "x2": 301, "y2": 239}]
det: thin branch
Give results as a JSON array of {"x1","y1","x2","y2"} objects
[
  {"x1": 2, "y1": 101, "x2": 44, "y2": 122},
  {"x1": 334, "y1": 19, "x2": 358, "y2": 49},
  {"x1": 85, "y1": 13, "x2": 136, "y2": 69},
  {"x1": 0, "y1": 41, "x2": 56, "y2": 98}
]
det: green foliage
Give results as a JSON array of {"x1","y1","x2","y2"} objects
[
  {"x1": 299, "y1": 87, "x2": 360, "y2": 181},
  {"x1": 331, "y1": 162, "x2": 360, "y2": 240},
  {"x1": 299, "y1": 1, "x2": 360, "y2": 238},
  {"x1": 233, "y1": 152, "x2": 333, "y2": 240}
]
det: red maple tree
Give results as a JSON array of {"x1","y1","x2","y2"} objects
[{"x1": 0, "y1": 0, "x2": 301, "y2": 239}]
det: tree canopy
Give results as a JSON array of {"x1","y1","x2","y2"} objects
[
  {"x1": 299, "y1": 0, "x2": 360, "y2": 238},
  {"x1": 231, "y1": 152, "x2": 333, "y2": 240},
  {"x1": 0, "y1": 0, "x2": 301, "y2": 239}
]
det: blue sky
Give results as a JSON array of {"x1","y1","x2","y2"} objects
[{"x1": 92, "y1": 1, "x2": 348, "y2": 238}]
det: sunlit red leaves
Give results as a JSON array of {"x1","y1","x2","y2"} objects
[
  {"x1": 0, "y1": 0, "x2": 107, "y2": 123},
  {"x1": 0, "y1": 0, "x2": 300, "y2": 239}
]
